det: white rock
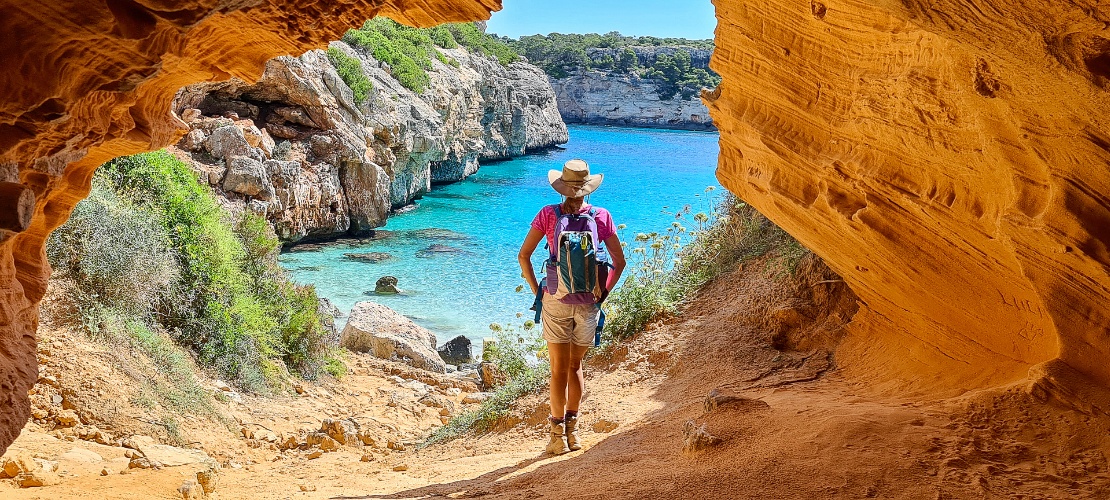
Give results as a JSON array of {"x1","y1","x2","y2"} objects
[{"x1": 340, "y1": 302, "x2": 446, "y2": 373}]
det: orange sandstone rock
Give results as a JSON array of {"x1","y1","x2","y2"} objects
[
  {"x1": 708, "y1": 0, "x2": 1109, "y2": 394},
  {"x1": 0, "y1": 0, "x2": 502, "y2": 455}
]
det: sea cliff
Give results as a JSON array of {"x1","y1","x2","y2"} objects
[
  {"x1": 549, "y1": 70, "x2": 715, "y2": 131},
  {"x1": 171, "y1": 40, "x2": 568, "y2": 243}
]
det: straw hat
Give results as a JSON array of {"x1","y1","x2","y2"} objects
[{"x1": 548, "y1": 159, "x2": 603, "y2": 198}]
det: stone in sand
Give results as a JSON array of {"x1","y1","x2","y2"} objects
[
  {"x1": 681, "y1": 420, "x2": 722, "y2": 455},
  {"x1": 339, "y1": 302, "x2": 446, "y2": 373},
  {"x1": 703, "y1": 387, "x2": 771, "y2": 414}
]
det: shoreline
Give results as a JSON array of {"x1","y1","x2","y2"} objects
[{"x1": 279, "y1": 124, "x2": 720, "y2": 251}]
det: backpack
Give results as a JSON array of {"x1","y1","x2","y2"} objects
[{"x1": 545, "y1": 205, "x2": 610, "y2": 305}]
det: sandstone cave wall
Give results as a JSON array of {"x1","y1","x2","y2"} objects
[
  {"x1": 171, "y1": 41, "x2": 567, "y2": 243},
  {"x1": 707, "y1": 0, "x2": 1110, "y2": 395},
  {"x1": 0, "y1": 0, "x2": 503, "y2": 456}
]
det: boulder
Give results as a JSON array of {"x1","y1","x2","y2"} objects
[
  {"x1": 319, "y1": 418, "x2": 359, "y2": 446},
  {"x1": 128, "y1": 436, "x2": 212, "y2": 467},
  {"x1": 340, "y1": 302, "x2": 445, "y2": 373},
  {"x1": 205, "y1": 125, "x2": 253, "y2": 159},
  {"x1": 222, "y1": 156, "x2": 272, "y2": 198},
  {"x1": 436, "y1": 335, "x2": 473, "y2": 365},
  {"x1": 374, "y1": 276, "x2": 401, "y2": 294}
]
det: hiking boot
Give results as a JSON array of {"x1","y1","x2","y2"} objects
[
  {"x1": 546, "y1": 420, "x2": 569, "y2": 455},
  {"x1": 564, "y1": 415, "x2": 581, "y2": 451}
]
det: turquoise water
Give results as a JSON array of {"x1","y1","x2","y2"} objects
[{"x1": 280, "y1": 125, "x2": 720, "y2": 345}]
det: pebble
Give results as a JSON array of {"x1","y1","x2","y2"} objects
[{"x1": 393, "y1": 464, "x2": 409, "y2": 472}]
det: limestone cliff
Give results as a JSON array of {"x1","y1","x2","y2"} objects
[
  {"x1": 707, "y1": 0, "x2": 1110, "y2": 398},
  {"x1": 172, "y1": 42, "x2": 566, "y2": 243},
  {"x1": 550, "y1": 70, "x2": 715, "y2": 131}
]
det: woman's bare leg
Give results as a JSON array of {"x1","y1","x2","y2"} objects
[
  {"x1": 548, "y1": 342, "x2": 571, "y2": 419},
  {"x1": 565, "y1": 344, "x2": 590, "y2": 412}
]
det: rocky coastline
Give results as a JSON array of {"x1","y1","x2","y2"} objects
[
  {"x1": 549, "y1": 70, "x2": 716, "y2": 131},
  {"x1": 171, "y1": 40, "x2": 568, "y2": 245}
]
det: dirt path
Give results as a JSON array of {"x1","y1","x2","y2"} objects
[{"x1": 5, "y1": 259, "x2": 1110, "y2": 498}]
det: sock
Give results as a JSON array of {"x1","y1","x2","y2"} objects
[
  {"x1": 549, "y1": 416, "x2": 564, "y2": 424},
  {"x1": 564, "y1": 410, "x2": 578, "y2": 420}
]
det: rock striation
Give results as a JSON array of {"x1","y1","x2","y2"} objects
[
  {"x1": 0, "y1": 0, "x2": 504, "y2": 456},
  {"x1": 707, "y1": 0, "x2": 1110, "y2": 397},
  {"x1": 550, "y1": 70, "x2": 715, "y2": 131},
  {"x1": 171, "y1": 41, "x2": 566, "y2": 242}
]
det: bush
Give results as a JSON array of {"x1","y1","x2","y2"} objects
[
  {"x1": 444, "y1": 23, "x2": 519, "y2": 65},
  {"x1": 46, "y1": 182, "x2": 179, "y2": 323},
  {"x1": 602, "y1": 190, "x2": 811, "y2": 344},
  {"x1": 326, "y1": 47, "x2": 373, "y2": 104},
  {"x1": 506, "y1": 32, "x2": 720, "y2": 98},
  {"x1": 343, "y1": 18, "x2": 436, "y2": 93},
  {"x1": 422, "y1": 320, "x2": 548, "y2": 446},
  {"x1": 50, "y1": 150, "x2": 337, "y2": 392},
  {"x1": 341, "y1": 19, "x2": 518, "y2": 94}
]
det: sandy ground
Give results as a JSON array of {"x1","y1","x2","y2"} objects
[{"x1": 5, "y1": 257, "x2": 1110, "y2": 499}]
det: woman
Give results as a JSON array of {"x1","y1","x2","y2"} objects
[{"x1": 517, "y1": 159, "x2": 626, "y2": 455}]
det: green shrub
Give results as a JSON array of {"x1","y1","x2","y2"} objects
[
  {"x1": 429, "y1": 25, "x2": 458, "y2": 48},
  {"x1": 422, "y1": 320, "x2": 548, "y2": 446},
  {"x1": 326, "y1": 47, "x2": 373, "y2": 104},
  {"x1": 602, "y1": 190, "x2": 811, "y2": 344},
  {"x1": 340, "y1": 19, "x2": 520, "y2": 92},
  {"x1": 46, "y1": 182, "x2": 179, "y2": 322},
  {"x1": 444, "y1": 23, "x2": 519, "y2": 65},
  {"x1": 50, "y1": 150, "x2": 335, "y2": 392}
]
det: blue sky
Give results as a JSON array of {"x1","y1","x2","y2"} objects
[{"x1": 485, "y1": 0, "x2": 717, "y2": 40}]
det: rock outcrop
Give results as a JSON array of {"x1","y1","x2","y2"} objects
[
  {"x1": 340, "y1": 301, "x2": 446, "y2": 373},
  {"x1": 172, "y1": 40, "x2": 566, "y2": 242},
  {"x1": 550, "y1": 70, "x2": 714, "y2": 131},
  {"x1": 707, "y1": 0, "x2": 1110, "y2": 397}
]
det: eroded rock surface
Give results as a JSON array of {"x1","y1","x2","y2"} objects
[
  {"x1": 708, "y1": 0, "x2": 1110, "y2": 395},
  {"x1": 0, "y1": 0, "x2": 503, "y2": 456}
]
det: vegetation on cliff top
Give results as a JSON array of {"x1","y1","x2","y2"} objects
[
  {"x1": 46, "y1": 151, "x2": 340, "y2": 394},
  {"x1": 337, "y1": 18, "x2": 518, "y2": 95},
  {"x1": 504, "y1": 32, "x2": 721, "y2": 100}
]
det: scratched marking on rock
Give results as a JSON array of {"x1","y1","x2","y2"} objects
[{"x1": 998, "y1": 291, "x2": 1043, "y2": 318}]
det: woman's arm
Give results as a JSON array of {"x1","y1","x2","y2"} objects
[
  {"x1": 518, "y1": 228, "x2": 545, "y2": 295},
  {"x1": 603, "y1": 233, "x2": 626, "y2": 293}
]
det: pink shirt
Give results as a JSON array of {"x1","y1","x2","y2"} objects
[{"x1": 531, "y1": 204, "x2": 616, "y2": 253}]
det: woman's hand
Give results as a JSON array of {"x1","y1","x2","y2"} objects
[{"x1": 518, "y1": 228, "x2": 545, "y2": 295}]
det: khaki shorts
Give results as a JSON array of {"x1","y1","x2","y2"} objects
[{"x1": 540, "y1": 293, "x2": 600, "y2": 347}]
